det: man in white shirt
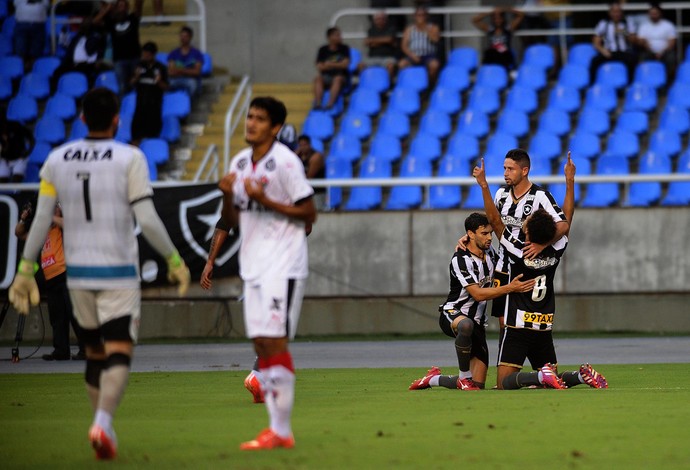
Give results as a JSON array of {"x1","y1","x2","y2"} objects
[
  {"x1": 637, "y1": 3, "x2": 677, "y2": 74},
  {"x1": 13, "y1": 0, "x2": 50, "y2": 69}
]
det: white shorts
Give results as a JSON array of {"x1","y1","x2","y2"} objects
[
  {"x1": 69, "y1": 288, "x2": 141, "y2": 342},
  {"x1": 243, "y1": 278, "x2": 305, "y2": 339},
  {"x1": 0, "y1": 157, "x2": 28, "y2": 179}
]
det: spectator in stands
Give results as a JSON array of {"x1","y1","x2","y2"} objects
[
  {"x1": 398, "y1": 6, "x2": 441, "y2": 84},
  {"x1": 296, "y1": 135, "x2": 325, "y2": 209},
  {"x1": 96, "y1": 0, "x2": 143, "y2": 95},
  {"x1": 278, "y1": 123, "x2": 298, "y2": 151},
  {"x1": 131, "y1": 41, "x2": 168, "y2": 145},
  {"x1": 636, "y1": 3, "x2": 677, "y2": 74},
  {"x1": 167, "y1": 26, "x2": 204, "y2": 97},
  {"x1": 473, "y1": 7, "x2": 524, "y2": 73},
  {"x1": 51, "y1": 17, "x2": 109, "y2": 91},
  {"x1": 13, "y1": 0, "x2": 50, "y2": 71},
  {"x1": 590, "y1": 2, "x2": 638, "y2": 83},
  {"x1": 313, "y1": 26, "x2": 351, "y2": 110},
  {"x1": 359, "y1": 11, "x2": 398, "y2": 78},
  {"x1": 0, "y1": 111, "x2": 35, "y2": 183}
]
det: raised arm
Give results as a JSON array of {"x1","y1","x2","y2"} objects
[
  {"x1": 508, "y1": 7, "x2": 525, "y2": 31},
  {"x1": 472, "y1": 157, "x2": 505, "y2": 235},
  {"x1": 562, "y1": 151, "x2": 576, "y2": 232},
  {"x1": 472, "y1": 11, "x2": 491, "y2": 33}
]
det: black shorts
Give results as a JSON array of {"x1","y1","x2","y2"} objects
[
  {"x1": 438, "y1": 307, "x2": 489, "y2": 367},
  {"x1": 497, "y1": 327, "x2": 557, "y2": 370},
  {"x1": 490, "y1": 270, "x2": 509, "y2": 318}
]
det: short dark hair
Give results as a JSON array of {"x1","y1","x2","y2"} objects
[
  {"x1": 505, "y1": 148, "x2": 531, "y2": 169},
  {"x1": 250, "y1": 96, "x2": 287, "y2": 127},
  {"x1": 465, "y1": 212, "x2": 490, "y2": 233},
  {"x1": 181, "y1": 26, "x2": 194, "y2": 37},
  {"x1": 83, "y1": 88, "x2": 119, "y2": 132},
  {"x1": 142, "y1": 41, "x2": 157, "y2": 54},
  {"x1": 525, "y1": 209, "x2": 556, "y2": 245},
  {"x1": 298, "y1": 134, "x2": 311, "y2": 143},
  {"x1": 326, "y1": 27, "x2": 339, "y2": 38}
]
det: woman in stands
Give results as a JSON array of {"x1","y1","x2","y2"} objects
[
  {"x1": 473, "y1": 7, "x2": 524, "y2": 72},
  {"x1": 398, "y1": 6, "x2": 441, "y2": 84}
]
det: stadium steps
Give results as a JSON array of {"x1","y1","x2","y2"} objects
[
  {"x1": 138, "y1": 0, "x2": 188, "y2": 55},
  {"x1": 181, "y1": 82, "x2": 313, "y2": 180}
]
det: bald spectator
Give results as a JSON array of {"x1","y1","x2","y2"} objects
[{"x1": 637, "y1": 3, "x2": 676, "y2": 74}]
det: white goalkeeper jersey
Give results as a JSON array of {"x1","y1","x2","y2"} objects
[
  {"x1": 39, "y1": 137, "x2": 153, "y2": 289},
  {"x1": 229, "y1": 141, "x2": 314, "y2": 281}
]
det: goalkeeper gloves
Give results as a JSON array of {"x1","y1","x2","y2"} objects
[
  {"x1": 9, "y1": 259, "x2": 40, "y2": 315},
  {"x1": 167, "y1": 252, "x2": 190, "y2": 296}
]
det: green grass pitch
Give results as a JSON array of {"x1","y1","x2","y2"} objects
[{"x1": 1, "y1": 364, "x2": 690, "y2": 469}]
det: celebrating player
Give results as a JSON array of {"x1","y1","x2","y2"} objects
[
  {"x1": 473, "y1": 153, "x2": 608, "y2": 390},
  {"x1": 218, "y1": 97, "x2": 316, "y2": 450},
  {"x1": 8, "y1": 88, "x2": 191, "y2": 460},
  {"x1": 409, "y1": 212, "x2": 535, "y2": 391}
]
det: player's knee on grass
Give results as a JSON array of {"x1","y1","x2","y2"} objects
[{"x1": 456, "y1": 317, "x2": 474, "y2": 338}]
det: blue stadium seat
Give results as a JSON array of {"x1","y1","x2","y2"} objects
[
  {"x1": 162, "y1": 91, "x2": 191, "y2": 118},
  {"x1": 659, "y1": 106, "x2": 690, "y2": 134},
  {"x1": 623, "y1": 83, "x2": 657, "y2": 112},
  {"x1": 396, "y1": 66, "x2": 428, "y2": 92},
  {"x1": 369, "y1": 132, "x2": 402, "y2": 163},
  {"x1": 7, "y1": 94, "x2": 38, "y2": 123},
  {"x1": 115, "y1": 115, "x2": 132, "y2": 142},
  {"x1": 344, "y1": 156, "x2": 392, "y2": 210},
  {"x1": 496, "y1": 108, "x2": 529, "y2": 138},
  {"x1": 35, "y1": 50, "x2": 61, "y2": 77},
  {"x1": 35, "y1": 115, "x2": 65, "y2": 145},
  {"x1": 0, "y1": 55, "x2": 23, "y2": 81},
  {"x1": 576, "y1": 107, "x2": 610, "y2": 135},
  {"x1": 648, "y1": 129, "x2": 682, "y2": 156},
  {"x1": 613, "y1": 111, "x2": 648, "y2": 135},
  {"x1": 321, "y1": 90, "x2": 344, "y2": 117},
  {"x1": 513, "y1": 64, "x2": 547, "y2": 91},
  {"x1": 567, "y1": 43, "x2": 597, "y2": 68},
  {"x1": 0, "y1": 75, "x2": 11, "y2": 100},
  {"x1": 94, "y1": 71, "x2": 119, "y2": 94},
  {"x1": 529, "y1": 131, "x2": 562, "y2": 161},
  {"x1": 328, "y1": 132, "x2": 362, "y2": 163},
  {"x1": 27, "y1": 142, "x2": 52, "y2": 166},
  {"x1": 140, "y1": 138, "x2": 169, "y2": 165},
  {"x1": 310, "y1": 138, "x2": 324, "y2": 153},
  {"x1": 595, "y1": 61, "x2": 628, "y2": 89},
  {"x1": 486, "y1": 132, "x2": 518, "y2": 156},
  {"x1": 358, "y1": 66, "x2": 390, "y2": 93},
  {"x1": 57, "y1": 71, "x2": 88, "y2": 98},
  {"x1": 377, "y1": 111, "x2": 410, "y2": 140},
  {"x1": 538, "y1": 108, "x2": 570, "y2": 137},
  {"x1": 467, "y1": 86, "x2": 500, "y2": 114},
  {"x1": 448, "y1": 47, "x2": 478, "y2": 71},
  {"x1": 156, "y1": 51, "x2": 169, "y2": 65},
  {"x1": 457, "y1": 110, "x2": 490, "y2": 138},
  {"x1": 666, "y1": 82, "x2": 690, "y2": 108},
  {"x1": 44, "y1": 92, "x2": 77, "y2": 121},
  {"x1": 419, "y1": 110, "x2": 451, "y2": 139},
  {"x1": 549, "y1": 156, "x2": 590, "y2": 204},
  {"x1": 629, "y1": 150, "x2": 670, "y2": 206},
  {"x1": 202, "y1": 52, "x2": 213, "y2": 76},
  {"x1": 120, "y1": 91, "x2": 137, "y2": 117},
  {"x1": 676, "y1": 61, "x2": 690, "y2": 84},
  {"x1": 557, "y1": 64, "x2": 589, "y2": 90},
  {"x1": 547, "y1": 85, "x2": 580, "y2": 113},
  {"x1": 0, "y1": 36, "x2": 10, "y2": 57},
  {"x1": 302, "y1": 110, "x2": 334, "y2": 141},
  {"x1": 528, "y1": 157, "x2": 552, "y2": 176},
  {"x1": 568, "y1": 131, "x2": 600, "y2": 160},
  {"x1": 325, "y1": 157, "x2": 352, "y2": 209},
  {"x1": 504, "y1": 86, "x2": 538, "y2": 114},
  {"x1": 437, "y1": 65, "x2": 470, "y2": 92},
  {"x1": 580, "y1": 154, "x2": 627, "y2": 207},
  {"x1": 429, "y1": 154, "x2": 465, "y2": 209},
  {"x1": 385, "y1": 156, "x2": 433, "y2": 210},
  {"x1": 0, "y1": 13, "x2": 15, "y2": 37},
  {"x1": 409, "y1": 132, "x2": 442, "y2": 162},
  {"x1": 428, "y1": 86, "x2": 461, "y2": 115},
  {"x1": 583, "y1": 84, "x2": 617, "y2": 113},
  {"x1": 475, "y1": 64, "x2": 508, "y2": 90},
  {"x1": 605, "y1": 131, "x2": 639, "y2": 159},
  {"x1": 348, "y1": 47, "x2": 362, "y2": 73},
  {"x1": 523, "y1": 44, "x2": 555, "y2": 70},
  {"x1": 633, "y1": 60, "x2": 666, "y2": 89},
  {"x1": 340, "y1": 111, "x2": 371, "y2": 140},
  {"x1": 348, "y1": 87, "x2": 381, "y2": 116},
  {"x1": 18, "y1": 72, "x2": 50, "y2": 100},
  {"x1": 447, "y1": 133, "x2": 479, "y2": 163},
  {"x1": 160, "y1": 115, "x2": 181, "y2": 142},
  {"x1": 661, "y1": 150, "x2": 690, "y2": 206},
  {"x1": 69, "y1": 117, "x2": 88, "y2": 140},
  {"x1": 387, "y1": 86, "x2": 421, "y2": 115}
]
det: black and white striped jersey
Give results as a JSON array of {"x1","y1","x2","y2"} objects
[
  {"x1": 441, "y1": 246, "x2": 497, "y2": 327},
  {"x1": 500, "y1": 226, "x2": 568, "y2": 331},
  {"x1": 493, "y1": 184, "x2": 567, "y2": 273}
]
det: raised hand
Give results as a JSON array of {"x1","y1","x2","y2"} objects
[
  {"x1": 564, "y1": 151, "x2": 576, "y2": 180},
  {"x1": 472, "y1": 157, "x2": 488, "y2": 187}
]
